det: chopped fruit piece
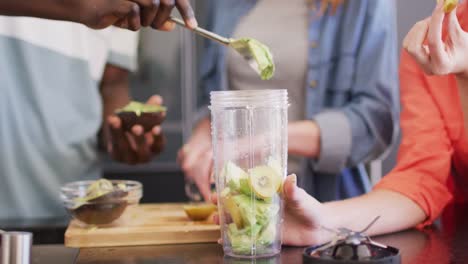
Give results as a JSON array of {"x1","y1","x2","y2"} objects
[
  {"x1": 248, "y1": 166, "x2": 282, "y2": 199},
  {"x1": 239, "y1": 178, "x2": 252, "y2": 196},
  {"x1": 183, "y1": 204, "x2": 217, "y2": 221},
  {"x1": 224, "y1": 196, "x2": 244, "y2": 228},
  {"x1": 221, "y1": 162, "x2": 248, "y2": 192},
  {"x1": 258, "y1": 221, "x2": 277, "y2": 246},
  {"x1": 221, "y1": 187, "x2": 231, "y2": 198},
  {"x1": 267, "y1": 157, "x2": 284, "y2": 193}
]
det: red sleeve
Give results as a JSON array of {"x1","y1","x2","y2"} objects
[{"x1": 374, "y1": 51, "x2": 455, "y2": 227}]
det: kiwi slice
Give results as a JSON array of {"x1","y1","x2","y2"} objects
[
  {"x1": 267, "y1": 157, "x2": 284, "y2": 194},
  {"x1": 183, "y1": 204, "x2": 217, "y2": 221},
  {"x1": 248, "y1": 166, "x2": 282, "y2": 200},
  {"x1": 224, "y1": 195, "x2": 244, "y2": 228}
]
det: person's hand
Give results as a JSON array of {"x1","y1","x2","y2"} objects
[
  {"x1": 130, "y1": 0, "x2": 198, "y2": 30},
  {"x1": 178, "y1": 119, "x2": 213, "y2": 201},
  {"x1": 76, "y1": 0, "x2": 197, "y2": 31},
  {"x1": 75, "y1": 0, "x2": 143, "y2": 30},
  {"x1": 211, "y1": 175, "x2": 330, "y2": 247},
  {"x1": 403, "y1": 2, "x2": 468, "y2": 77},
  {"x1": 106, "y1": 95, "x2": 165, "y2": 164},
  {"x1": 281, "y1": 174, "x2": 330, "y2": 246}
]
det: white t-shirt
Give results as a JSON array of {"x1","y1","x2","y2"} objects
[{"x1": 0, "y1": 17, "x2": 138, "y2": 220}]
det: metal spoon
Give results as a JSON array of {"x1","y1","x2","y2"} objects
[{"x1": 169, "y1": 16, "x2": 261, "y2": 75}]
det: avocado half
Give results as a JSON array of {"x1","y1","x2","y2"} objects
[{"x1": 116, "y1": 101, "x2": 167, "y2": 132}]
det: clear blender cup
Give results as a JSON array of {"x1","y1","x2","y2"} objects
[{"x1": 210, "y1": 90, "x2": 288, "y2": 258}]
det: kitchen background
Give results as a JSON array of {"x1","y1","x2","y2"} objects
[{"x1": 105, "y1": 0, "x2": 433, "y2": 203}]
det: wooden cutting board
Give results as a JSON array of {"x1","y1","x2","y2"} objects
[{"x1": 65, "y1": 203, "x2": 220, "y2": 248}]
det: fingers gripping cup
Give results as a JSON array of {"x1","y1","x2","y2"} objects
[{"x1": 210, "y1": 90, "x2": 288, "y2": 259}]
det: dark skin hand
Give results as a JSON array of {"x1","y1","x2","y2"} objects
[
  {"x1": 100, "y1": 64, "x2": 165, "y2": 164},
  {"x1": 0, "y1": 0, "x2": 197, "y2": 31},
  {"x1": 129, "y1": 0, "x2": 198, "y2": 30}
]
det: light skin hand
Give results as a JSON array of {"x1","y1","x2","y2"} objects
[
  {"x1": 281, "y1": 174, "x2": 329, "y2": 246},
  {"x1": 403, "y1": 1, "x2": 468, "y2": 137},
  {"x1": 403, "y1": 2, "x2": 468, "y2": 77},
  {"x1": 178, "y1": 118, "x2": 213, "y2": 201}
]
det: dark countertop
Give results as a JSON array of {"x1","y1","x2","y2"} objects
[
  {"x1": 31, "y1": 203, "x2": 468, "y2": 264},
  {"x1": 1, "y1": 217, "x2": 69, "y2": 244}
]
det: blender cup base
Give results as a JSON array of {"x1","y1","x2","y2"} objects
[{"x1": 224, "y1": 250, "x2": 281, "y2": 260}]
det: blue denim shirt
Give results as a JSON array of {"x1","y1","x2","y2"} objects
[{"x1": 200, "y1": 0, "x2": 399, "y2": 201}]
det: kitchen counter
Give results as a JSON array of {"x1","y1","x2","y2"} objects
[{"x1": 32, "y1": 203, "x2": 468, "y2": 263}]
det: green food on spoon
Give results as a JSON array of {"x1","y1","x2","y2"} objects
[{"x1": 229, "y1": 38, "x2": 275, "y2": 80}]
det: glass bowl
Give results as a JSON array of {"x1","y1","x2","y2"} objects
[{"x1": 61, "y1": 180, "x2": 142, "y2": 227}]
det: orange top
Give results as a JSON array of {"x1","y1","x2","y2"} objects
[{"x1": 374, "y1": 6, "x2": 468, "y2": 226}]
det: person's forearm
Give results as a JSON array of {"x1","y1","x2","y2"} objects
[
  {"x1": 288, "y1": 121, "x2": 320, "y2": 158},
  {"x1": 100, "y1": 66, "x2": 131, "y2": 118},
  {"x1": 456, "y1": 76, "x2": 468, "y2": 138},
  {"x1": 99, "y1": 65, "x2": 131, "y2": 146},
  {"x1": 322, "y1": 190, "x2": 427, "y2": 236},
  {"x1": 0, "y1": 0, "x2": 79, "y2": 23},
  {"x1": 194, "y1": 118, "x2": 211, "y2": 134}
]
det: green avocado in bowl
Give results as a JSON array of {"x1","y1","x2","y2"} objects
[
  {"x1": 116, "y1": 101, "x2": 167, "y2": 132},
  {"x1": 61, "y1": 179, "x2": 142, "y2": 226}
]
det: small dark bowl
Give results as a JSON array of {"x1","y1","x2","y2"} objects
[
  {"x1": 69, "y1": 190, "x2": 129, "y2": 225},
  {"x1": 117, "y1": 111, "x2": 166, "y2": 132},
  {"x1": 70, "y1": 201, "x2": 128, "y2": 225}
]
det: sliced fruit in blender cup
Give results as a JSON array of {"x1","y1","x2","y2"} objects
[
  {"x1": 248, "y1": 166, "x2": 282, "y2": 200},
  {"x1": 223, "y1": 194, "x2": 244, "y2": 229},
  {"x1": 221, "y1": 161, "x2": 248, "y2": 192}
]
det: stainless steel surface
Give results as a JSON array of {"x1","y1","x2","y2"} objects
[
  {"x1": 1, "y1": 232, "x2": 32, "y2": 264},
  {"x1": 170, "y1": 17, "x2": 231, "y2": 46}
]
